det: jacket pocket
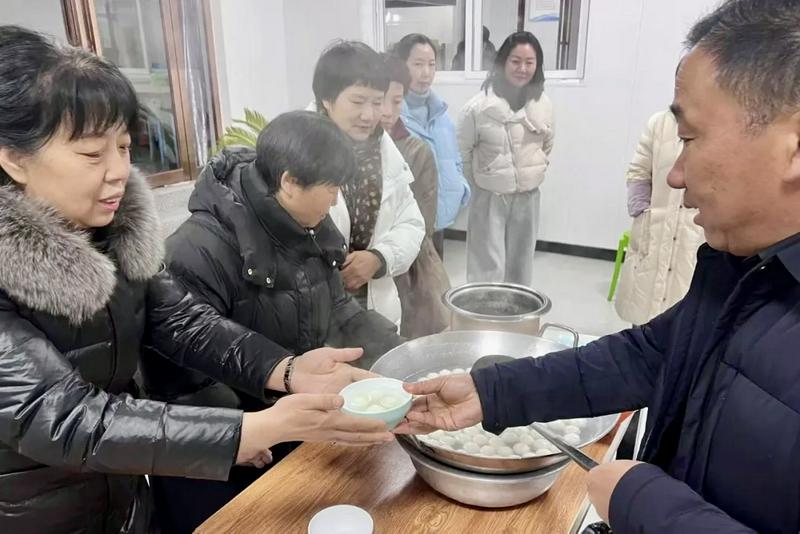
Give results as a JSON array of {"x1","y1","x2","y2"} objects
[
  {"x1": 629, "y1": 209, "x2": 652, "y2": 257},
  {"x1": 475, "y1": 151, "x2": 514, "y2": 193},
  {"x1": 479, "y1": 150, "x2": 509, "y2": 173}
]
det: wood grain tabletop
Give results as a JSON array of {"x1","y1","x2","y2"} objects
[{"x1": 198, "y1": 417, "x2": 627, "y2": 534}]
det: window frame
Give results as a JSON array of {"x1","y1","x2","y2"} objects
[
  {"x1": 372, "y1": 0, "x2": 591, "y2": 82},
  {"x1": 60, "y1": 0, "x2": 223, "y2": 187}
]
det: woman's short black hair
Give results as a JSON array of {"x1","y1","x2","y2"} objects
[
  {"x1": 312, "y1": 41, "x2": 389, "y2": 110},
  {"x1": 255, "y1": 110, "x2": 357, "y2": 192},
  {"x1": 382, "y1": 53, "x2": 411, "y2": 94},
  {"x1": 0, "y1": 26, "x2": 140, "y2": 183},
  {"x1": 393, "y1": 33, "x2": 437, "y2": 61},
  {"x1": 483, "y1": 31, "x2": 546, "y2": 100}
]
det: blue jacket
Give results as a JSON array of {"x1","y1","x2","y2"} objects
[
  {"x1": 402, "y1": 93, "x2": 470, "y2": 230},
  {"x1": 473, "y1": 236, "x2": 800, "y2": 534}
]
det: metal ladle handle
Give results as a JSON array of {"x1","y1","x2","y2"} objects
[{"x1": 530, "y1": 422, "x2": 598, "y2": 471}]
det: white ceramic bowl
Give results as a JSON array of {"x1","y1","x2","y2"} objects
[
  {"x1": 307, "y1": 504, "x2": 373, "y2": 534},
  {"x1": 339, "y1": 377, "x2": 412, "y2": 430}
]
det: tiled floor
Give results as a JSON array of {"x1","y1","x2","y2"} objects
[{"x1": 442, "y1": 239, "x2": 630, "y2": 337}]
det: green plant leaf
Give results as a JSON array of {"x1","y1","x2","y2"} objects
[
  {"x1": 218, "y1": 129, "x2": 257, "y2": 149},
  {"x1": 244, "y1": 108, "x2": 269, "y2": 131},
  {"x1": 232, "y1": 119, "x2": 263, "y2": 136},
  {"x1": 215, "y1": 108, "x2": 269, "y2": 153}
]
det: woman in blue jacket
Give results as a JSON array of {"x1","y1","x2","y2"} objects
[{"x1": 394, "y1": 33, "x2": 470, "y2": 258}]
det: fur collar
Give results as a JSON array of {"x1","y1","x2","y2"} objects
[{"x1": 0, "y1": 169, "x2": 164, "y2": 324}]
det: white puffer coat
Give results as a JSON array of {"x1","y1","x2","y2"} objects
[
  {"x1": 457, "y1": 88, "x2": 554, "y2": 194},
  {"x1": 329, "y1": 131, "x2": 425, "y2": 325},
  {"x1": 615, "y1": 110, "x2": 706, "y2": 325}
]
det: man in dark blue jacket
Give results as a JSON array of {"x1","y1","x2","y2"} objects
[{"x1": 396, "y1": 1, "x2": 800, "y2": 532}]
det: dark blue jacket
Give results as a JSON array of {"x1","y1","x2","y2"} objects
[{"x1": 473, "y1": 237, "x2": 800, "y2": 533}]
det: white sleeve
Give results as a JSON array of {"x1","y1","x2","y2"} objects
[
  {"x1": 457, "y1": 99, "x2": 478, "y2": 184},
  {"x1": 371, "y1": 182, "x2": 425, "y2": 278}
]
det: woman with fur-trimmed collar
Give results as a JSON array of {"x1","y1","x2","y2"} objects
[{"x1": 0, "y1": 26, "x2": 392, "y2": 533}]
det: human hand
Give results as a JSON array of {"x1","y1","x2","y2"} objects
[
  {"x1": 587, "y1": 460, "x2": 643, "y2": 522},
  {"x1": 236, "y1": 393, "x2": 394, "y2": 466},
  {"x1": 291, "y1": 347, "x2": 375, "y2": 394},
  {"x1": 392, "y1": 373, "x2": 483, "y2": 434},
  {"x1": 341, "y1": 251, "x2": 381, "y2": 291}
]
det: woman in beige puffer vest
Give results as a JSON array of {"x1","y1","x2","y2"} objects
[
  {"x1": 458, "y1": 32, "x2": 554, "y2": 288},
  {"x1": 615, "y1": 109, "x2": 705, "y2": 325}
]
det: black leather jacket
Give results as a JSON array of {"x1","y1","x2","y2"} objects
[{"x1": 0, "y1": 171, "x2": 287, "y2": 532}]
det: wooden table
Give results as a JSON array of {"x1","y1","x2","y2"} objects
[{"x1": 199, "y1": 418, "x2": 629, "y2": 534}]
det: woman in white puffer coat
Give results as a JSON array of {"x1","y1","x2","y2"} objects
[
  {"x1": 615, "y1": 109, "x2": 705, "y2": 325},
  {"x1": 458, "y1": 32, "x2": 554, "y2": 287},
  {"x1": 311, "y1": 41, "x2": 424, "y2": 327}
]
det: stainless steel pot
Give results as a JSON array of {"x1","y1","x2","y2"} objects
[
  {"x1": 443, "y1": 283, "x2": 553, "y2": 336},
  {"x1": 370, "y1": 330, "x2": 568, "y2": 383},
  {"x1": 398, "y1": 438, "x2": 569, "y2": 508},
  {"x1": 370, "y1": 331, "x2": 617, "y2": 475}
]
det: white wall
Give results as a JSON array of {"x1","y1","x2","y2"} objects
[
  {"x1": 209, "y1": 0, "x2": 289, "y2": 125},
  {"x1": 283, "y1": 0, "x2": 366, "y2": 110},
  {"x1": 626, "y1": 2, "x2": 717, "y2": 145},
  {"x1": 210, "y1": 0, "x2": 718, "y2": 250},
  {"x1": 211, "y1": 0, "x2": 368, "y2": 119},
  {"x1": 2, "y1": 0, "x2": 68, "y2": 42}
]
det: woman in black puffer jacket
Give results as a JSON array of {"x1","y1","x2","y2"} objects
[
  {"x1": 146, "y1": 112, "x2": 405, "y2": 409},
  {"x1": 144, "y1": 111, "x2": 406, "y2": 531},
  {"x1": 0, "y1": 26, "x2": 391, "y2": 533}
]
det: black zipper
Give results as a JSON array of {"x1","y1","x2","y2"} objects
[{"x1": 105, "y1": 303, "x2": 118, "y2": 389}]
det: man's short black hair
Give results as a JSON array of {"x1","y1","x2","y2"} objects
[{"x1": 686, "y1": 0, "x2": 800, "y2": 129}]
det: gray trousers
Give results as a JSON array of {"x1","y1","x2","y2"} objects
[{"x1": 466, "y1": 187, "x2": 540, "y2": 288}]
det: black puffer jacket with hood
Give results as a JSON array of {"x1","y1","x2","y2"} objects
[{"x1": 140, "y1": 148, "x2": 403, "y2": 408}]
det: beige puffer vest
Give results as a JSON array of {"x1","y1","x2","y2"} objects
[{"x1": 457, "y1": 88, "x2": 554, "y2": 194}]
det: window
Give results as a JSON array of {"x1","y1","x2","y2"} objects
[
  {"x1": 94, "y1": 0, "x2": 182, "y2": 177},
  {"x1": 519, "y1": 0, "x2": 584, "y2": 71},
  {"x1": 2, "y1": 0, "x2": 222, "y2": 186},
  {"x1": 377, "y1": 0, "x2": 589, "y2": 78},
  {"x1": 383, "y1": 0, "x2": 467, "y2": 71}
]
